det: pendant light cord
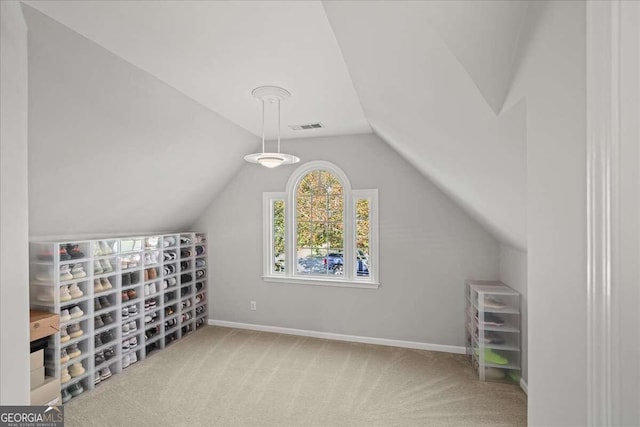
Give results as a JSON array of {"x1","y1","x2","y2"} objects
[
  {"x1": 261, "y1": 99, "x2": 266, "y2": 154},
  {"x1": 277, "y1": 98, "x2": 281, "y2": 154}
]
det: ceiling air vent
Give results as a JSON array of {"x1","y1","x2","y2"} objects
[{"x1": 289, "y1": 123, "x2": 324, "y2": 131}]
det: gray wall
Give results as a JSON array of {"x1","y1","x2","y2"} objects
[
  {"x1": 498, "y1": 244, "x2": 527, "y2": 385},
  {"x1": 23, "y1": 5, "x2": 257, "y2": 238},
  {"x1": 194, "y1": 133, "x2": 499, "y2": 346},
  {"x1": 505, "y1": 1, "x2": 587, "y2": 424},
  {"x1": 0, "y1": 1, "x2": 30, "y2": 405}
]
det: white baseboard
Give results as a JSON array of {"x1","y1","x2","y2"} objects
[
  {"x1": 520, "y1": 378, "x2": 528, "y2": 395},
  {"x1": 207, "y1": 319, "x2": 466, "y2": 354}
]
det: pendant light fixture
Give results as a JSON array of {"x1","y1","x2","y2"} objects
[{"x1": 244, "y1": 86, "x2": 300, "y2": 168}]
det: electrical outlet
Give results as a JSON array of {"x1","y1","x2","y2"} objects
[{"x1": 250, "y1": 300, "x2": 257, "y2": 311}]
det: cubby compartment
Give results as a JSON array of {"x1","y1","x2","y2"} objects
[
  {"x1": 179, "y1": 260, "x2": 191, "y2": 272},
  {"x1": 144, "y1": 250, "x2": 161, "y2": 266},
  {"x1": 165, "y1": 331, "x2": 179, "y2": 346},
  {"x1": 143, "y1": 267, "x2": 160, "y2": 282},
  {"x1": 144, "y1": 236, "x2": 161, "y2": 250},
  {"x1": 93, "y1": 240, "x2": 117, "y2": 258}
]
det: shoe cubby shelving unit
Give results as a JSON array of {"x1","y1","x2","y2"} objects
[
  {"x1": 29, "y1": 232, "x2": 208, "y2": 402},
  {"x1": 464, "y1": 280, "x2": 521, "y2": 384}
]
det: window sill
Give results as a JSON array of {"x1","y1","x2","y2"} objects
[{"x1": 262, "y1": 275, "x2": 380, "y2": 289}]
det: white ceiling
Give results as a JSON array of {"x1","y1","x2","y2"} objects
[
  {"x1": 22, "y1": 0, "x2": 529, "y2": 248},
  {"x1": 23, "y1": 0, "x2": 371, "y2": 141}
]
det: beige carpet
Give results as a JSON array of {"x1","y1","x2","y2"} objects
[{"x1": 65, "y1": 326, "x2": 527, "y2": 426}]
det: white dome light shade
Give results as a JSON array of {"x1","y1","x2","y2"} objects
[
  {"x1": 244, "y1": 152, "x2": 300, "y2": 168},
  {"x1": 244, "y1": 85, "x2": 300, "y2": 169}
]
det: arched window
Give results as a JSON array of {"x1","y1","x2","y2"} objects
[{"x1": 263, "y1": 161, "x2": 378, "y2": 287}]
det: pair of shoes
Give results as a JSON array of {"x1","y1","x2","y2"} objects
[
  {"x1": 195, "y1": 293, "x2": 204, "y2": 304},
  {"x1": 194, "y1": 235, "x2": 206, "y2": 244},
  {"x1": 67, "y1": 323, "x2": 83, "y2": 338},
  {"x1": 195, "y1": 259, "x2": 206, "y2": 268},
  {"x1": 130, "y1": 351, "x2": 138, "y2": 364},
  {"x1": 163, "y1": 264, "x2": 176, "y2": 275},
  {"x1": 164, "y1": 277, "x2": 177, "y2": 288},
  {"x1": 128, "y1": 320, "x2": 137, "y2": 332},
  {"x1": 181, "y1": 312, "x2": 192, "y2": 322},
  {"x1": 163, "y1": 251, "x2": 177, "y2": 262},
  {"x1": 69, "y1": 362, "x2": 85, "y2": 377},
  {"x1": 61, "y1": 305, "x2": 83, "y2": 321},
  {"x1": 100, "y1": 367, "x2": 112, "y2": 380},
  {"x1": 181, "y1": 273, "x2": 193, "y2": 283},
  {"x1": 65, "y1": 344, "x2": 81, "y2": 359},
  {"x1": 144, "y1": 252, "x2": 159, "y2": 265},
  {"x1": 128, "y1": 304, "x2": 138, "y2": 315},
  {"x1": 122, "y1": 289, "x2": 136, "y2": 301},
  {"x1": 180, "y1": 248, "x2": 194, "y2": 258},
  {"x1": 196, "y1": 306, "x2": 206, "y2": 315},
  {"x1": 122, "y1": 354, "x2": 130, "y2": 368},
  {"x1": 93, "y1": 258, "x2": 113, "y2": 275},
  {"x1": 165, "y1": 305, "x2": 175, "y2": 316},
  {"x1": 195, "y1": 281, "x2": 204, "y2": 291},
  {"x1": 180, "y1": 261, "x2": 191, "y2": 271},
  {"x1": 196, "y1": 270, "x2": 206, "y2": 279},
  {"x1": 95, "y1": 296, "x2": 111, "y2": 311},
  {"x1": 100, "y1": 312, "x2": 114, "y2": 325},
  {"x1": 122, "y1": 323, "x2": 130, "y2": 336},
  {"x1": 163, "y1": 236, "x2": 176, "y2": 247},
  {"x1": 60, "y1": 326, "x2": 70, "y2": 343},
  {"x1": 94, "y1": 372, "x2": 101, "y2": 385},
  {"x1": 95, "y1": 241, "x2": 113, "y2": 256},
  {"x1": 65, "y1": 244, "x2": 84, "y2": 259},
  {"x1": 100, "y1": 330, "x2": 114, "y2": 344},
  {"x1": 165, "y1": 318, "x2": 177, "y2": 328},
  {"x1": 95, "y1": 351, "x2": 105, "y2": 365},
  {"x1": 94, "y1": 277, "x2": 113, "y2": 293},
  {"x1": 182, "y1": 299, "x2": 192, "y2": 309},
  {"x1": 146, "y1": 268, "x2": 157, "y2": 280},
  {"x1": 122, "y1": 307, "x2": 129, "y2": 319},
  {"x1": 195, "y1": 245, "x2": 206, "y2": 255},
  {"x1": 104, "y1": 347, "x2": 115, "y2": 360}
]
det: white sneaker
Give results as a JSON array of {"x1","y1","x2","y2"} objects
[
  {"x1": 94, "y1": 260, "x2": 103, "y2": 275},
  {"x1": 69, "y1": 283, "x2": 83, "y2": 298},
  {"x1": 60, "y1": 309, "x2": 71, "y2": 322},
  {"x1": 70, "y1": 306, "x2": 84, "y2": 318},
  {"x1": 130, "y1": 351, "x2": 137, "y2": 364},
  {"x1": 122, "y1": 354, "x2": 130, "y2": 368},
  {"x1": 100, "y1": 259, "x2": 113, "y2": 273},
  {"x1": 150, "y1": 282, "x2": 157, "y2": 294},
  {"x1": 60, "y1": 286, "x2": 72, "y2": 302},
  {"x1": 71, "y1": 264, "x2": 86, "y2": 279}
]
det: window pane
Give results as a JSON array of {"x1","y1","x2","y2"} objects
[
  {"x1": 296, "y1": 170, "x2": 344, "y2": 277},
  {"x1": 356, "y1": 199, "x2": 370, "y2": 277},
  {"x1": 273, "y1": 200, "x2": 285, "y2": 273},
  {"x1": 296, "y1": 196, "x2": 311, "y2": 222}
]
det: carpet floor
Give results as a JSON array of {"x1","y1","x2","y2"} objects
[{"x1": 65, "y1": 326, "x2": 527, "y2": 426}]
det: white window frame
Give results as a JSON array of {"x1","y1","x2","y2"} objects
[{"x1": 262, "y1": 160, "x2": 380, "y2": 289}]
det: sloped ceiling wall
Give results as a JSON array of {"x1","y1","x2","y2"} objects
[
  {"x1": 323, "y1": 1, "x2": 527, "y2": 249},
  {"x1": 24, "y1": 5, "x2": 259, "y2": 237}
]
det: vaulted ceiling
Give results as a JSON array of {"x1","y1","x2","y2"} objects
[{"x1": 22, "y1": 0, "x2": 528, "y2": 248}]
